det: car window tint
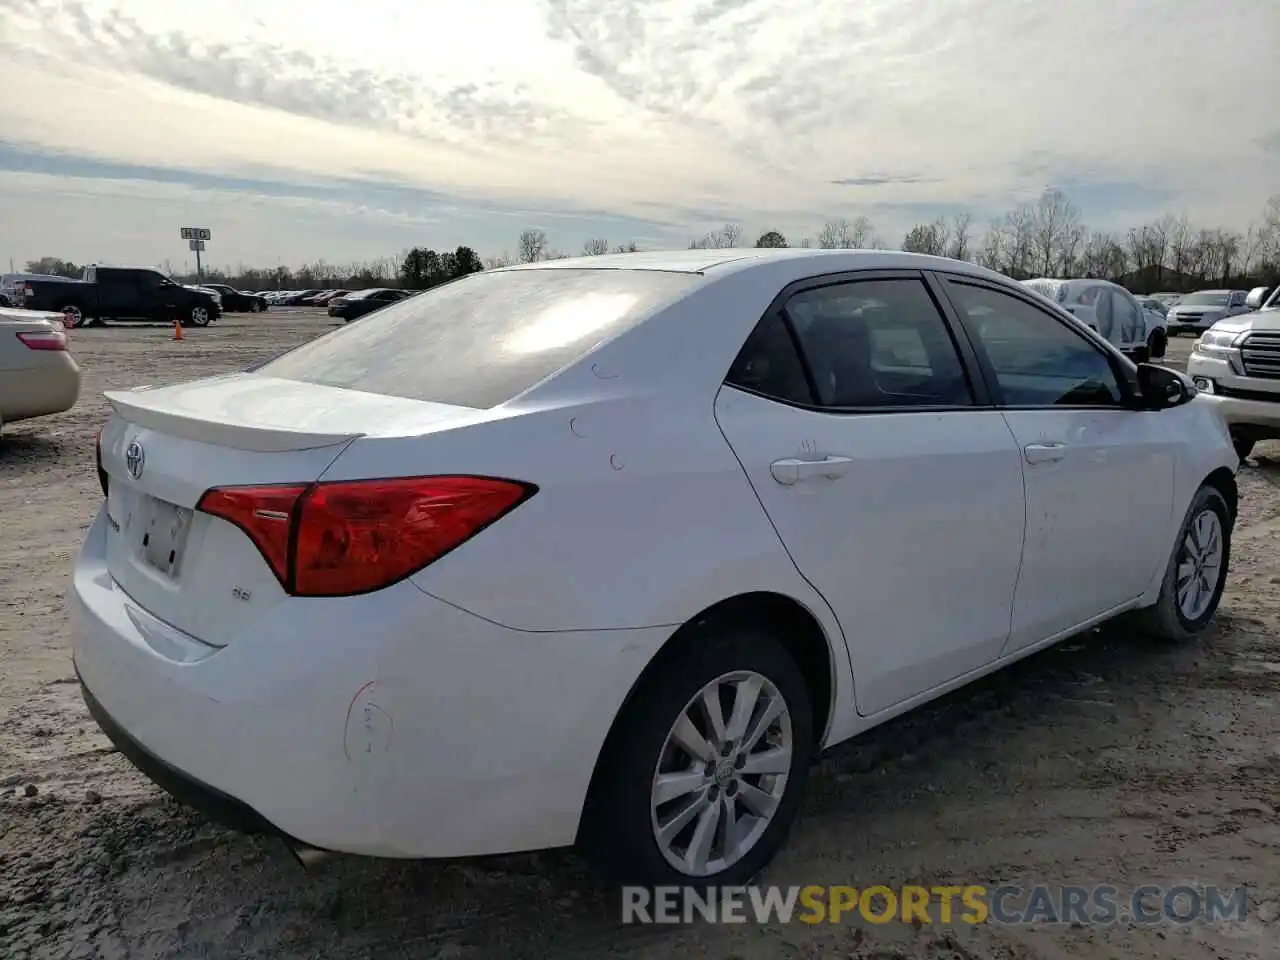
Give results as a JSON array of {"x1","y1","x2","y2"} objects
[
  {"x1": 785, "y1": 279, "x2": 974, "y2": 408},
  {"x1": 258, "y1": 269, "x2": 698, "y2": 409},
  {"x1": 725, "y1": 313, "x2": 813, "y2": 405},
  {"x1": 946, "y1": 281, "x2": 1124, "y2": 407}
]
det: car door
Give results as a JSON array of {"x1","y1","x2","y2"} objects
[
  {"x1": 714, "y1": 272, "x2": 1027, "y2": 716},
  {"x1": 937, "y1": 276, "x2": 1176, "y2": 654}
]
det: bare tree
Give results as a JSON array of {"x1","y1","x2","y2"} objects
[
  {"x1": 1258, "y1": 195, "x2": 1280, "y2": 268},
  {"x1": 582, "y1": 238, "x2": 609, "y2": 256},
  {"x1": 977, "y1": 223, "x2": 1006, "y2": 272},
  {"x1": 1079, "y1": 231, "x2": 1128, "y2": 280},
  {"x1": 818, "y1": 216, "x2": 881, "y2": 249},
  {"x1": 990, "y1": 204, "x2": 1036, "y2": 278},
  {"x1": 1167, "y1": 215, "x2": 1194, "y2": 282},
  {"x1": 612, "y1": 241, "x2": 639, "y2": 253},
  {"x1": 1234, "y1": 224, "x2": 1266, "y2": 278},
  {"x1": 518, "y1": 229, "x2": 548, "y2": 264},
  {"x1": 947, "y1": 212, "x2": 974, "y2": 261},
  {"x1": 901, "y1": 219, "x2": 948, "y2": 256},
  {"x1": 484, "y1": 253, "x2": 513, "y2": 269},
  {"x1": 1031, "y1": 189, "x2": 1084, "y2": 276}
]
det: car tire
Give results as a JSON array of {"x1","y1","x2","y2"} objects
[
  {"x1": 58, "y1": 304, "x2": 89, "y2": 328},
  {"x1": 1147, "y1": 329, "x2": 1167, "y2": 359},
  {"x1": 579, "y1": 623, "x2": 814, "y2": 890},
  {"x1": 189, "y1": 305, "x2": 212, "y2": 328},
  {"x1": 1126, "y1": 485, "x2": 1232, "y2": 642}
]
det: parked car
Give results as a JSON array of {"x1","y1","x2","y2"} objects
[
  {"x1": 276, "y1": 289, "x2": 324, "y2": 306},
  {"x1": 1187, "y1": 285, "x2": 1280, "y2": 459},
  {"x1": 74, "y1": 249, "x2": 1238, "y2": 889},
  {"x1": 1021, "y1": 277, "x2": 1164, "y2": 359},
  {"x1": 1165, "y1": 289, "x2": 1254, "y2": 336},
  {"x1": 14, "y1": 265, "x2": 222, "y2": 328},
  {"x1": 300, "y1": 290, "x2": 348, "y2": 307},
  {"x1": 0, "y1": 307, "x2": 80, "y2": 434},
  {"x1": 327, "y1": 287, "x2": 412, "y2": 321},
  {"x1": 204, "y1": 284, "x2": 269, "y2": 313}
]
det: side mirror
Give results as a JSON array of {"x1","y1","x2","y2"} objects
[{"x1": 1135, "y1": 362, "x2": 1192, "y2": 410}]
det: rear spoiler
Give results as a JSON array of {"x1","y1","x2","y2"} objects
[{"x1": 104, "y1": 388, "x2": 360, "y2": 453}]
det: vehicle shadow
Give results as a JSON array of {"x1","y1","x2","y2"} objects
[
  {"x1": 0, "y1": 429, "x2": 64, "y2": 468},
  {"x1": 55, "y1": 614, "x2": 1223, "y2": 959}
]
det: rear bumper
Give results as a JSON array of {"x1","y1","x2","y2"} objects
[
  {"x1": 78, "y1": 674, "x2": 283, "y2": 840},
  {"x1": 0, "y1": 358, "x2": 81, "y2": 422},
  {"x1": 69, "y1": 506, "x2": 668, "y2": 859}
]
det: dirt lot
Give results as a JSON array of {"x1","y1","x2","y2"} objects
[{"x1": 2, "y1": 314, "x2": 1278, "y2": 960}]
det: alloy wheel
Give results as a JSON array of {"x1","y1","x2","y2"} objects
[
  {"x1": 649, "y1": 670, "x2": 793, "y2": 877},
  {"x1": 1176, "y1": 508, "x2": 1223, "y2": 621}
]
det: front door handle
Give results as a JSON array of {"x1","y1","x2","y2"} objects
[
  {"x1": 1023, "y1": 442, "x2": 1067, "y2": 465},
  {"x1": 770, "y1": 455, "x2": 853, "y2": 485}
]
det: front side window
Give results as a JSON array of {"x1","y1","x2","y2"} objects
[
  {"x1": 946, "y1": 280, "x2": 1124, "y2": 407},
  {"x1": 784, "y1": 278, "x2": 974, "y2": 408}
]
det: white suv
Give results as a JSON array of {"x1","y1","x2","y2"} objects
[{"x1": 1188, "y1": 286, "x2": 1280, "y2": 460}]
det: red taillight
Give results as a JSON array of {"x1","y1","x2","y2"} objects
[
  {"x1": 197, "y1": 476, "x2": 533, "y2": 597},
  {"x1": 196, "y1": 485, "x2": 309, "y2": 585},
  {"x1": 95, "y1": 426, "x2": 108, "y2": 497},
  {"x1": 17, "y1": 329, "x2": 68, "y2": 351}
]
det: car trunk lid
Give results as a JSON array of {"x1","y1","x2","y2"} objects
[{"x1": 100, "y1": 374, "x2": 483, "y2": 645}]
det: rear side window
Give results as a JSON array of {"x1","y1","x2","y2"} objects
[{"x1": 257, "y1": 269, "x2": 698, "y2": 408}]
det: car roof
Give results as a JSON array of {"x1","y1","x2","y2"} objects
[{"x1": 499, "y1": 247, "x2": 1005, "y2": 280}]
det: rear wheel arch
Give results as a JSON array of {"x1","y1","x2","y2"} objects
[{"x1": 579, "y1": 591, "x2": 835, "y2": 833}]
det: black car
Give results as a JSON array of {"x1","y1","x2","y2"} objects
[
  {"x1": 280, "y1": 289, "x2": 325, "y2": 306},
  {"x1": 327, "y1": 288, "x2": 412, "y2": 321},
  {"x1": 206, "y1": 284, "x2": 268, "y2": 313}
]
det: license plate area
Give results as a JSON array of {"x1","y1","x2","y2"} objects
[{"x1": 109, "y1": 486, "x2": 194, "y2": 580}]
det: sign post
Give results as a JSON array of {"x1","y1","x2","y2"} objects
[{"x1": 179, "y1": 227, "x2": 211, "y2": 282}]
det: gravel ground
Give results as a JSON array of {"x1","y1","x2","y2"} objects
[{"x1": 2, "y1": 315, "x2": 1278, "y2": 960}]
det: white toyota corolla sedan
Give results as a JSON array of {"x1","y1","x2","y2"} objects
[{"x1": 71, "y1": 249, "x2": 1238, "y2": 888}]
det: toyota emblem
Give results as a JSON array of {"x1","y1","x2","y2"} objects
[{"x1": 125, "y1": 440, "x2": 145, "y2": 480}]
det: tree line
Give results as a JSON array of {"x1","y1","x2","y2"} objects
[{"x1": 21, "y1": 191, "x2": 1280, "y2": 295}]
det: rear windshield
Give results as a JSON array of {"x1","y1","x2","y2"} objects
[{"x1": 257, "y1": 268, "x2": 698, "y2": 408}]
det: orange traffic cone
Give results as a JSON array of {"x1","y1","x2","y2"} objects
[{"x1": 172, "y1": 316, "x2": 184, "y2": 341}]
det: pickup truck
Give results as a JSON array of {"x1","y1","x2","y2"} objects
[{"x1": 9, "y1": 265, "x2": 222, "y2": 328}]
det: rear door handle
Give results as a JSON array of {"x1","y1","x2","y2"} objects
[
  {"x1": 770, "y1": 455, "x2": 853, "y2": 485},
  {"x1": 1023, "y1": 442, "x2": 1067, "y2": 465}
]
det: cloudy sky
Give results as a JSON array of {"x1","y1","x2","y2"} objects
[{"x1": 0, "y1": 0, "x2": 1275, "y2": 274}]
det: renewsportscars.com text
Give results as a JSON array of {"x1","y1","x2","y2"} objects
[{"x1": 621, "y1": 884, "x2": 1249, "y2": 926}]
